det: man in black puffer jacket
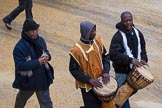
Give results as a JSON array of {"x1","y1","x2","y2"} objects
[{"x1": 109, "y1": 11, "x2": 148, "y2": 108}]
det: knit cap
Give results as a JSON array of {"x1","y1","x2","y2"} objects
[{"x1": 23, "y1": 18, "x2": 39, "y2": 31}]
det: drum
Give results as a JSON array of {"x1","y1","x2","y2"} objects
[
  {"x1": 114, "y1": 82, "x2": 134, "y2": 107},
  {"x1": 93, "y1": 76, "x2": 118, "y2": 102},
  {"x1": 127, "y1": 65, "x2": 154, "y2": 89}
]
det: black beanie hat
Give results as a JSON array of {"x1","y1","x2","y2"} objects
[{"x1": 23, "y1": 18, "x2": 40, "y2": 32}]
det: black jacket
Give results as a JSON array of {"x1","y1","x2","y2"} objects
[
  {"x1": 109, "y1": 22, "x2": 148, "y2": 74},
  {"x1": 13, "y1": 35, "x2": 53, "y2": 90}
]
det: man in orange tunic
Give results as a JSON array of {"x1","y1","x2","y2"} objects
[{"x1": 69, "y1": 21, "x2": 112, "y2": 108}]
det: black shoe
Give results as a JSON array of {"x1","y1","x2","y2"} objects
[{"x1": 2, "y1": 18, "x2": 12, "y2": 30}]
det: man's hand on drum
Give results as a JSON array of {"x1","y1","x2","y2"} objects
[
  {"x1": 140, "y1": 60, "x2": 148, "y2": 65},
  {"x1": 89, "y1": 78, "x2": 103, "y2": 88},
  {"x1": 102, "y1": 73, "x2": 110, "y2": 84},
  {"x1": 132, "y1": 58, "x2": 143, "y2": 68}
]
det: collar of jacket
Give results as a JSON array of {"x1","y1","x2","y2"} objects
[
  {"x1": 116, "y1": 22, "x2": 135, "y2": 35},
  {"x1": 80, "y1": 37, "x2": 94, "y2": 45}
]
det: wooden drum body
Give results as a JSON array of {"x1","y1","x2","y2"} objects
[{"x1": 127, "y1": 66, "x2": 154, "y2": 89}]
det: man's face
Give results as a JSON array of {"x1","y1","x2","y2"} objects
[
  {"x1": 89, "y1": 26, "x2": 96, "y2": 40},
  {"x1": 121, "y1": 13, "x2": 133, "y2": 31},
  {"x1": 25, "y1": 29, "x2": 38, "y2": 39}
]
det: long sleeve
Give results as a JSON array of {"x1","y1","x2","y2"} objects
[
  {"x1": 69, "y1": 55, "x2": 90, "y2": 83},
  {"x1": 109, "y1": 32, "x2": 132, "y2": 65},
  {"x1": 102, "y1": 46, "x2": 110, "y2": 73},
  {"x1": 138, "y1": 30, "x2": 148, "y2": 62},
  {"x1": 13, "y1": 43, "x2": 40, "y2": 71},
  {"x1": 40, "y1": 37, "x2": 51, "y2": 61}
]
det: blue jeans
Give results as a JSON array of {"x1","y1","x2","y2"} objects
[
  {"x1": 121, "y1": 99, "x2": 130, "y2": 108},
  {"x1": 3, "y1": 0, "x2": 33, "y2": 23}
]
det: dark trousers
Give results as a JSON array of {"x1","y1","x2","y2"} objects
[
  {"x1": 81, "y1": 88, "x2": 101, "y2": 108},
  {"x1": 3, "y1": 0, "x2": 33, "y2": 23},
  {"x1": 14, "y1": 89, "x2": 53, "y2": 108}
]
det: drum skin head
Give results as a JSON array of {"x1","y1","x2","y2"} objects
[
  {"x1": 93, "y1": 76, "x2": 118, "y2": 102},
  {"x1": 137, "y1": 66, "x2": 154, "y2": 81}
]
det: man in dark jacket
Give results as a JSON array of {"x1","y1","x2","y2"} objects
[
  {"x1": 69, "y1": 21, "x2": 112, "y2": 108},
  {"x1": 109, "y1": 11, "x2": 148, "y2": 108},
  {"x1": 2, "y1": 0, "x2": 33, "y2": 30},
  {"x1": 12, "y1": 18, "x2": 54, "y2": 108}
]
